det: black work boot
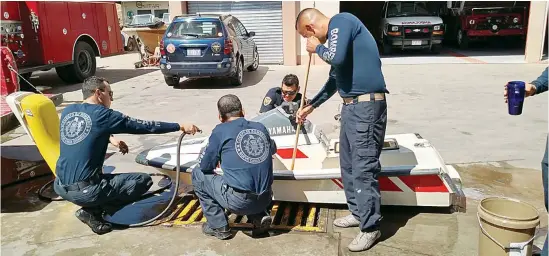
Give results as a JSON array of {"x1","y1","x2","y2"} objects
[
  {"x1": 251, "y1": 215, "x2": 272, "y2": 237},
  {"x1": 202, "y1": 223, "x2": 232, "y2": 240},
  {"x1": 75, "y1": 208, "x2": 112, "y2": 235}
]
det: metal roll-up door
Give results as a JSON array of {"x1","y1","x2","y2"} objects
[{"x1": 188, "y1": 1, "x2": 283, "y2": 64}]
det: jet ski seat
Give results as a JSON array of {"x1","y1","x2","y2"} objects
[{"x1": 6, "y1": 92, "x2": 60, "y2": 176}]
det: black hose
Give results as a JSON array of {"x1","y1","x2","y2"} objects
[{"x1": 126, "y1": 132, "x2": 185, "y2": 227}]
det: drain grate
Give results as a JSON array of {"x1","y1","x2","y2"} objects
[{"x1": 165, "y1": 195, "x2": 327, "y2": 232}]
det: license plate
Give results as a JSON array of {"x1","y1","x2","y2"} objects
[
  {"x1": 412, "y1": 40, "x2": 422, "y2": 46},
  {"x1": 186, "y1": 49, "x2": 201, "y2": 56}
]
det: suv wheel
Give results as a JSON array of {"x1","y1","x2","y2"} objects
[
  {"x1": 164, "y1": 75, "x2": 180, "y2": 86},
  {"x1": 231, "y1": 59, "x2": 243, "y2": 86},
  {"x1": 247, "y1": 48, "x2": 259, "y2": 71}
]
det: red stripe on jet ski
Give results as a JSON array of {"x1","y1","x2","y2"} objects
[
  {"x1": 276, "y1": 148, "x2": 308, "y2": 159},
  {"x1": 399, "y1": 175, "x2": 449, "y2": 192},
  {"x1": 331, "y1": 178, "x2": 402, "y2": 192},
  {"x1": 379, "y1": 177, "x2": 402, "y2": 192}
]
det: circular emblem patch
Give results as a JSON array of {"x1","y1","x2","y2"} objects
[
  {"x1": 235, "y1": 129, "x2": 269, "y2": 164},
  {"x1": 263, "y1": 96, "x2": 272, "y2": 106},
  {"x1": 4, "y1": 12, "x2": 9, "y2": 19},
  {"x1": 166, "y1": 43, "x2": 175, "y2": 53},
  {"x1": 102, "y1": 40, "x2": 108, "y2": 50},
  {"x1": 211, "y1": 42, "x2": 221, "y2": 53},
  {"x1": 60, "y1": 112, "x2": 92, "y2": 145}
]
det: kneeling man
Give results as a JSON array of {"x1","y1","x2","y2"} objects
[
  {"x1": 193, "y1": 94, "x2": 276, "y2": 239},
  {"x1": 54, "y1": 76, "x2": 199, "y2": 235}
]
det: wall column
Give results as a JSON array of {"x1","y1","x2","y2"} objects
[
  {"x1": 524, "y1": 1, "x2": 548, "y2": 63},
  {"x1": 282, "y1": 1, "x2": 298, "y2": 66},
  {"x1": 168, "y1": 1, "x2": 187, "y2": 18}
]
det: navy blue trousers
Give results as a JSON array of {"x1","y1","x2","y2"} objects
[
  {"x1": 192, "y1": 170, "x2": 272, "y2": 229},
  {"x1": 54, "y1": 173, "x2": 153, "y2": 213},
  {"x1": 339, "y1": 95, "x2": 387, "y2": 232}
]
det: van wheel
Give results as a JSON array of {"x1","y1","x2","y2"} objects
[
  {"x1": 382, "y1": 38, "x2": 392, "y2": 55},
  {"x1": 231, "y1": 59, "x2": 243, "y2": 86},
  {"x1": 247, "y1": 48, "x2": 259, "y2": 71},
  {"x1": 164, "y1": 75, "x2": 180, "y2": 86},
  {"x1": 431, "y1": 44, "x2": 442, "y2": 54},
  {"x1": 57, "y1": 41, "x2": 97, "y2": 84}
]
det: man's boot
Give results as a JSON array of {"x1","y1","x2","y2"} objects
[
  {"x1": 202, "y1": 223, "x2": 232, "y2": 240},
  {"x1": 251, "y1": 215, "x2": 272, "y2": 237},
  {"x1": 75, "y1": 208, "x2": 112, "y2": 235}
]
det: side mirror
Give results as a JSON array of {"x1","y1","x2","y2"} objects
[{"x1": 248, "y1": 31, "x2": 255, "y2": 37}]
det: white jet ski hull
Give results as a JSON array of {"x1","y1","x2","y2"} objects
[{"x1": 135, "y1": 104, "x2": 465, "y2": 212}]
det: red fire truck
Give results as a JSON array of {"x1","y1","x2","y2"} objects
[
  {"x1": 0, "y1": 1, "x2": 123, "y2": 88},
  {"x1": 442, "y1": 1, "x2": 529, "y2": 48}
]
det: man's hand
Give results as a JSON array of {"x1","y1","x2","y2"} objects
[
  {"x1": 504, "y1": 83, "x2": 536, "y2": 103},
  {"x1": 296, "y1": 105, "x2": 315, "y2": 124},
  {"x1": 109, "y1": 137, "x2": 129, "y2": 155},
  {"x1": 180, "y1": 123, "x2": 201, "y2": 135},
  {"x1": 306, "y1": 36, "x2": 321, "y2": 54}
]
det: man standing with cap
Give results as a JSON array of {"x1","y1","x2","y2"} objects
[{"x1": 295, "y1": 8, "x2": 389, "y2": 252}]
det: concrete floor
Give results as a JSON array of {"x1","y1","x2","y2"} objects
[{"x1": 1, "y1": 52, "x2": 548, "y2": 255}]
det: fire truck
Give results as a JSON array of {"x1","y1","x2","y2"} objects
[
  {"x1": 0, "y1": 1, "x2": 123, "y2": 89},
  {"x1": 442, "y1": 1, "x2": 529, "y2": 48}
]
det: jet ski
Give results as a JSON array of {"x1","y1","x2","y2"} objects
[{"x1": 135, "y1": 102, "x2": 466, "y2": 211}]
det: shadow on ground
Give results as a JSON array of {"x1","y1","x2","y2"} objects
[
  {"x1": 173, "y1": 66, "x2": 269, "y2": 89},
  {"x1": 380, "y1": 41, "x2": 526, "y2": 58},
  {"x1": 22, "y1": 68, "x2": 158, "y2": 95}
]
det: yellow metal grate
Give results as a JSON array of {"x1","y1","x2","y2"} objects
[{"x1": 164, "y1": 195, "x2": 327, "y2": 233}]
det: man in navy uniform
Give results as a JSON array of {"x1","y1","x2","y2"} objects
[
  {"x1": 54, "y1": 76, "x2": 200, "y2": 235},
  {"x1": 193, "y1": 94, "x2": 276, "y2": 240},
  {"x1": 295, "y1": 8, "x2": 389, "y2": 252},
  {"x1": 259, "y1": 74, "x2": 307, "y2": 113}
]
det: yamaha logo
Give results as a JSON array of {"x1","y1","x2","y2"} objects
[{"x1": 211, "y1": 42, "x2": 221, "y2": 53}]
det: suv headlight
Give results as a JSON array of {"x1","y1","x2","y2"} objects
[
  {"x1": 433, "y1": 25, "x2": 441, "y2": 30},
  {"x1": 391, "y1": 25, "x2": 399, "y2": 32}
]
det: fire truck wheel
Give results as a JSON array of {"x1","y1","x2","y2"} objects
[{"x1": 56, "y1": 41, "x2": 97, "y2": 84}]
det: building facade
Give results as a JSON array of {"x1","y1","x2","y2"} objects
[
  {"x1": 164, "y1": 1, "x2": 547, "y2": 65},
  {"x1": 121, "y1": 1, "x2": 170, "y2": 25}
]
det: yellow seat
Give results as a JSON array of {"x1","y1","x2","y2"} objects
[{"x1": 20, "y1": 93, "x2": 60, "y2": 176}]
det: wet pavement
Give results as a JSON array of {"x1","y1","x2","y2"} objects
[{"x1": 1, "y1": 53, "x2": 547, "y2": 255}]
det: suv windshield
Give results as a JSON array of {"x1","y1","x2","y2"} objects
[
  {"x1": 167, "y1": 20, "x2": 223, "y2": 38},
  {"x1": 387, "y1": 1, "x2": 438, "y2": 17}
]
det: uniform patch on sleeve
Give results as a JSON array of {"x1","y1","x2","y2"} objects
[{"x1": 263, "y1": 96, "x2": 272, "y2": 106}]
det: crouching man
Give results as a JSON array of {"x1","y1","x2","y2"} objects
[
  {"x1": 193, "y1": 94, "x2": 276, "y2": 239},
  {"x1": 53, "y1": 76, "x2": 200, "y2": 235}
]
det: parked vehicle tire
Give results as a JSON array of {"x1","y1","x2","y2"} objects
[
  {"x1": 457, "y1": 29, "x2": 469, "y2": 49},
  {"x1": 231, "y1": 58, "x2": 243, "y2": 86},
  {"x1": 164, "y1": 75, "x2": 180, "y2": 86},
  {"x1": 382, "y1": 38, "x2": 392, "y2": 55},
  {"x1": 126, "y1": 37, "x2": 138, "y2": 52},
  {"x1": 56, "y1": 41, "x2": 97, "y2": 84},
  {"x1": 431, "y1": 44, "x2": 442, "y2": 54},
  {"x1": 247, "y1": 48, "x2": 259, "y2": 71}
]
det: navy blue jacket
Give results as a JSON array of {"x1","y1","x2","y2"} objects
[
  {"x1": 532, "y1": 67, "x2": 548, "y2": 95},
  {"x1": 56, "y1": 103, "x2": 180, "y2": 185},
  {"x1": 309, "y1": 12, "x2": 388, "y2": 108},
  {"x1": 197, "y1": 117, "x2": 276, "y2": 194},
  {"x1": 259, "y1": 87, "x2": 303, "y2": 113}
]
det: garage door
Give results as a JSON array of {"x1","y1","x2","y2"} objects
[{"x1": 188, "y1": 1, "x2": 283, "y2": 64}]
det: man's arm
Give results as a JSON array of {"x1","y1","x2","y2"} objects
[
  {"x1": 104, "y1": 109, "x2": 180, "y2": 134},
  {"x1": 198, "y1": 132, "x2": 221, "y2": 173},
  {"x1": 315, "y1": 16, "x2": 353, "y2": 66},
  {"x1": 259, "y1": 89, "x2": 277, "y2": 113},
  {"x1": 307, "y1": 67, "x2": 338, "y2": 109},
  {"x1": 532, "y1": 67, "x2": 548, "y2": 95}
]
